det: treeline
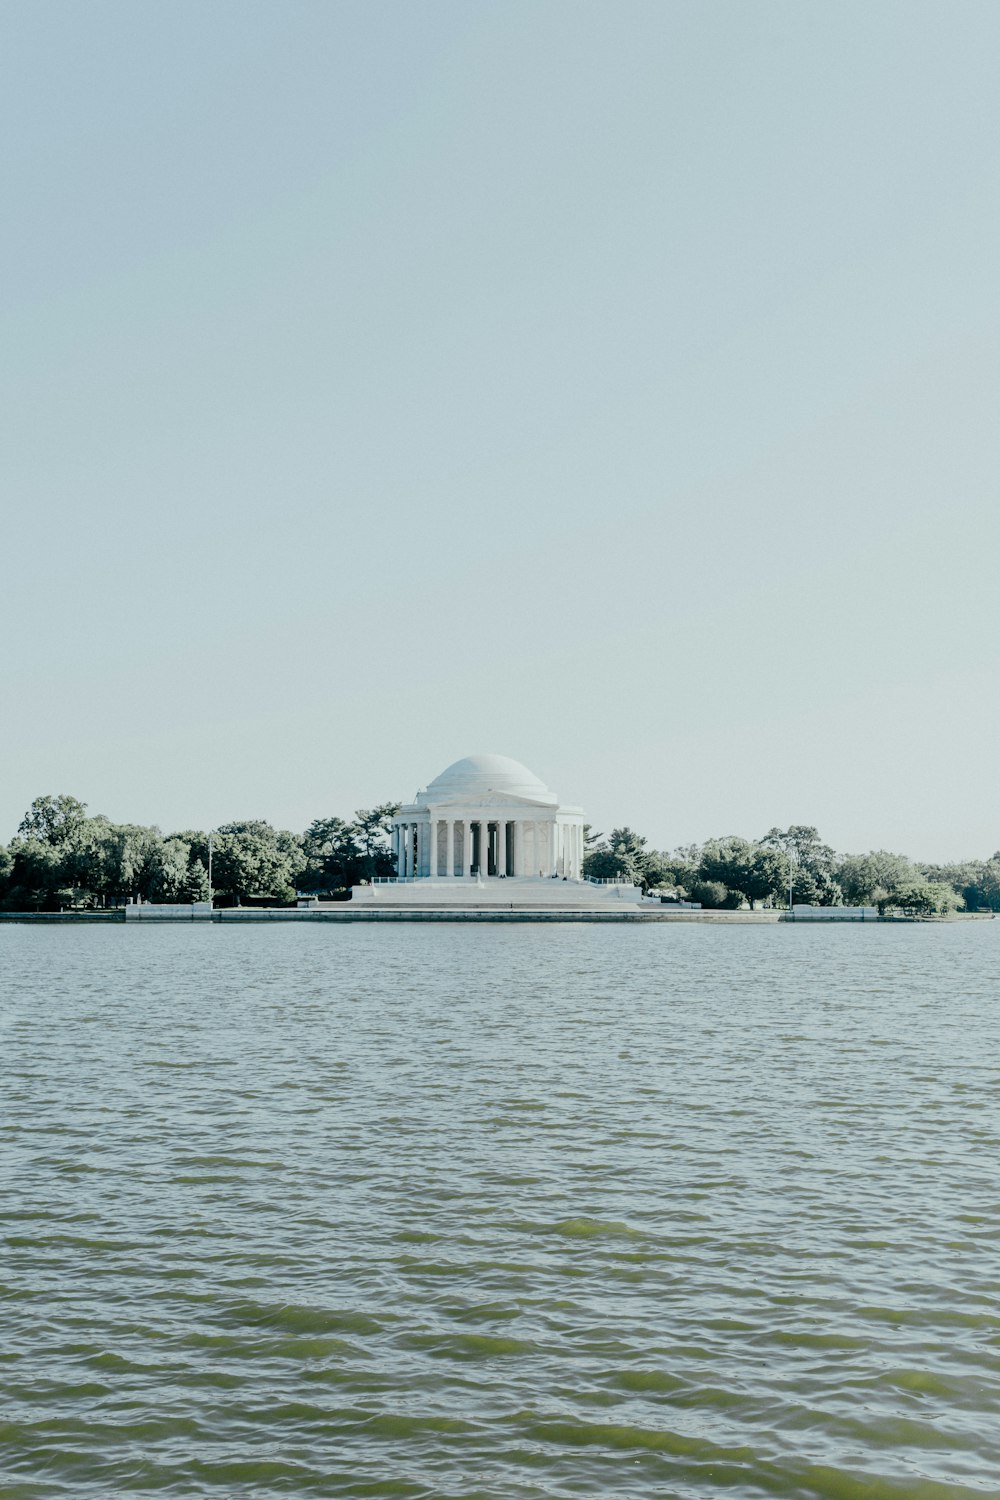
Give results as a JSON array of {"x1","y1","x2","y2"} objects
[
  {"x1": 0, "y1": 795, "x2": 400, "y2": 911},
  {"x1": 3, "y1": 796, "x2": 997, "y2": 916},
  {"x1": 583, "y1": 825, "x2": 1000, "y2": 916}
]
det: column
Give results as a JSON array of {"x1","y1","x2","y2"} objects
[
  {"x1": 479, "y1": 820, "x2": 489, "y2": 876},
  {"x1": 446, "y1": 819, "x2": 455, "y2": 876},
  {"x1": 426, "y1": 819, "x2": 436, "y2": 877},
  {"x1": 459, "y1": 820, "x2": 468, "y2": 876},
  {"x1": 400, "y1": 824, "x2": 408, "y2": 878},
  {"x1": 496, "y1": 820, "x2": 506, "y2": 876}
]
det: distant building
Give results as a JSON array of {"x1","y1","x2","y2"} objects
[{"x1": 391, "y1": 754, "x2": 585, "y2": 880}]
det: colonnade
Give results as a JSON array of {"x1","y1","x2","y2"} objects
[{"x1": 391, "y1": 817, "x2": 584, "y2": 880}]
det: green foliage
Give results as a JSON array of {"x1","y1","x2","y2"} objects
[
  {"x1": 17, "y1": 794, "x2": 89, "y2": 846},
  {"x1": 211, "y1": 821, "x2": 305, "y2": 905},
  {"x1": 583, "y1": 846, "x2": 636, "y2": 882},
  {"x1": 835, "y1": 850, "x2": 966, "y2": 915},
  {"x1": 0, "y1": 794, "x2": 994, "y2": 919},
  {"x1": 973, "y1": 854, "x2": 1000, "y2": 911},
  {"x1": 153, "y1": 837, "x2": 194, "y2": 901},
  {"x1": 922, "y1": 855, "x2": 1000, "y2": 912},
  {"x1": 699, "y1": 836, "x2": 788, "y2": 909},
  {"x1": 582, "y1": 827, "x2": 662, "y2": 889},
  {"x1": 180, "y1": 858, "x2": 211, "y2": 903},
  {"x1": 836, "y1": 851, "x2": 915, "y2": 907},
  {"x1": 886, "y1": 877, "x2": 960, "y2": 917},
  {"x1": 655, "y1": 847, "x2": 701, "y2": 896},
  {"x1": 762, "y1": 825, "x2": 842, "y2": 906},
  {"x1": 2, "y1": 837, "x2": 67, "y2": 910},
  {"x1": 300, "y1": 805, "x2": 400, "y2": 893},
  {"x1": 352, "y1": 804, "x2": 401, "y2": 882},
  {"x1": 687, "y1": 878, "x2": 739, "y2": 909}
]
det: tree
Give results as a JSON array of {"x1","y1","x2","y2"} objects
[
  {"x1": 583, "y1": 845, "x2": 637, "y2": 882},
  {"x1": 974, "y1": 854, "x2": 1000, "y2": 911},
  {"x1": 301, "y1": 816, "x2": 363, "y2": 893},
  {"x1": 299, "y1": 806, "x2": 399, "y2": 893},
  {"x1": 886, "y1": 877, "x2": 960, "y2": 917},
  {"x1": 658, "y1": 845, "x2": 701, "y2": 893},
  {"x1": 688, "y1": 878, "x2": 740, "y2": 909},
  {"x1": 180, "y1": 858, "x2": 211, "y2": 902},
  {"x1": 17, "y1": 794, "x2": 89, "y2": 846},
  {"x1": 835, "y1": 850, "x2": 960, "y2": 915},
  {"x1": 762, "y1": 825, "x2": 842, "y2": 906},
  {"x1": 583, "y1": 829, "x2": 637, "y2": 884},
  {"x1": 211, "y1": 821, "x2": 303, "y2": 905},
  {"x1": 151, "y1": 837, "x2": 194, "y2": 901},
  {"x1": 351, "y1": 804, "x2": 400, "y2": 882},
  {"x1": 87, "y1": 822, "x2": 166, "y2": 904},
  {"x1": 2, "y1": 838, "x2": 67, "y2": 910},
  {"x1": 923, "y1": 856, "x2": 1000, "y2": 912},
  {"x1": 583, "y1": 827, "x2": 663, "y2": 889},
  {"x1": 699, "y1": 837, "x2": 788, "y2": 909},
  {"x1": 276, "y1": 828, "x2": 308, "y2": 892},
  {"x1": 837, "y1": 851, "x2": 915, "y2": 907}
]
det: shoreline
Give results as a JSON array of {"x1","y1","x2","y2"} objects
[{"x1": 0, "y1": 907, "x2": 935, "y2": 924}]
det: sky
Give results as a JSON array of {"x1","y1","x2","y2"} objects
[{"x1": 1, "y1": 0, "x2": 998, "y2": 860}]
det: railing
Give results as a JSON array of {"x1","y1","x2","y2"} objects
[{"x1": 586, "y1": 876, "x2": 638, "y2": 887}]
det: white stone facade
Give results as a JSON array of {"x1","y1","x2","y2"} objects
[{"x1": 390, "y1": 754, "x2": 585, "y2": 882}]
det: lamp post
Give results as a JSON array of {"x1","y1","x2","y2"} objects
[{"x1": 207, "y1": 833, "x2": 214, "y2": 911}]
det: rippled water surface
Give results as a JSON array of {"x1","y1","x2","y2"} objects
[{"x1": 2, "y1": 922, "x2": 999, "y2": 1498}]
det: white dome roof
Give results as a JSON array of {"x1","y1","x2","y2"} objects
[{"x1": 424, "y1": 753, "x2": 554, "y2": 802}]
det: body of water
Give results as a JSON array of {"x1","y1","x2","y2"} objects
[{"x1": 2, "y1": 922, "x2": 998, "y2": 1497}]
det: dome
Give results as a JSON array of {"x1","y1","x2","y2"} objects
[{"x1": 423, "y1": 753, "x2": 554, "y2": 802}]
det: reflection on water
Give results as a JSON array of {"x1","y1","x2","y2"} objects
[{"x1": 2, "y1": 922, "x2": 998, "y2": 1497}]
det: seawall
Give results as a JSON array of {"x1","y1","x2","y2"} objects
[{"x1": 0, "y1": 907, "x2": 895, "y2": 924}]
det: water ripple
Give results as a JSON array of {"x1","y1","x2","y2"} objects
[{"x1": 2, "y1": 921, "x2": 999, "y2": 1497}]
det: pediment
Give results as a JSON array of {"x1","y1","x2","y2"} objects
[{"x1": 430, "y1": 791, "x2": 556, "y2": 811}]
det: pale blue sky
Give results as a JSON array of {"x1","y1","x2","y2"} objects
[{"x1": 2, "y1": 0, "x2": 998, "y2": 858}]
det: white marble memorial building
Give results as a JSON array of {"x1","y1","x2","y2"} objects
[{"x1": 391, "y1": 754, "x2": 585, "y2": 881}]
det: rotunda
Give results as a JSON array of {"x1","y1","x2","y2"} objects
[{"x1": 391, "y1": 754, "x2": 585, "y2": 881}]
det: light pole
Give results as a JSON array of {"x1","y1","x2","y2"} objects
[
  {"x1": 207, "y1": 833, "x2": 214, "y2": 911},
  {"x1": 788, "y1": 848, "x2": 796, "y2": 911}
]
